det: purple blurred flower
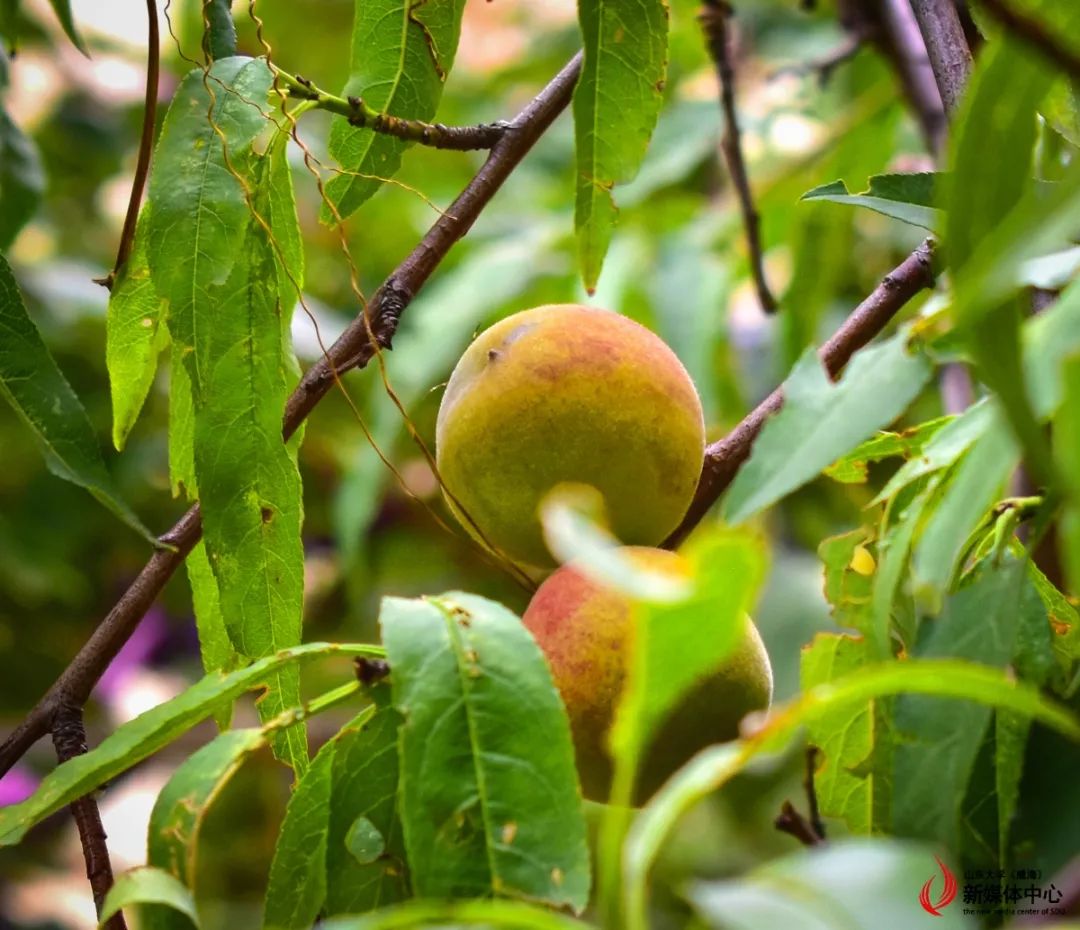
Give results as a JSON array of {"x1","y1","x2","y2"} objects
[
  {"x1": 95, "y1": 605, "x2": 169, "y2": 701},
  {"x1": 0, "y1": 765, "x2": 38, "y2": 807}
]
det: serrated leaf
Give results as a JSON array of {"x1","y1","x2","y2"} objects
[
  {"x1": 186, "y1": 540, "x2": 240, "y2": 730},
  {"x1": 573, "y1": 0, "x2": 669, "y2": 291},
  {"x1": 381, "y1": 592, "x2": 590, "y2": 910},
  {"x1": 893, "y1": 559, "x2": 1043, "y2": 852},
  {"x1": 168, "y1": 349, "x2": 196, "y2": 499},
  {"x1": 107, "y1": 204, "x2": 168, "y2": 450},
  {"x1": 190, "y1": 154, "x2": 307, "y2": 774},
  {"x1": 801, "y1": 634, "x2": 892, "y2": 835},
  {"x1": 323, "y1": 0, "x2": 466, "y2": 219},
  {"x1": 0, "y1": 641, "x2": 382, "y2": 846},
  {"x1": 0, "y1": 105, "x2": 45, "y2": 249},
  {"x1": 801, "y1": 173, "x2": 941, "y2": 231},
  {"x1": 264, "y1": 692, "x2": 406, "y2": 929},
  {"x1": 725, "y1": 331, "x2": 933, "y2": 524},
  {"x1": 146, "y1": 729, "x2": 265, "y2": 930},
  {"x1": 823, "y1": 417, "x2": 951, "y2": 484},
  {"x1": 1029, "y1": 554, "x2": 1080, "y2": 692},
  {"x1": 910, "y1": 406, "x2": 1018, "y2": 610},
  {"x1": 686, "y1": 841, "x2": 973, "y2": 930},
  {"x1": 0, "y1": 253, "x2": 154, "y2": 543},
  {"x1": 100, "y1": 868, "x2": 198, "y2": 929}
]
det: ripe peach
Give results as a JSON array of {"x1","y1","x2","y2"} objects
[
  {"x1": 522, "y1": 547, "x2": 773, "y2": 802},
  {"x1": 435, "y1": 305, "x2": 705, "y2": 569}
]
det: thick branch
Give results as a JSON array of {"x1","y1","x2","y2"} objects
[
  {"x1": 274, "y1": 67, "x2": 508, "y2": 151},
  {"x1": 98, "y1": 0, "x2": 159, "y2": 290},
  {"x1": 909, "y1": 0, "x2": 973, "y2": 112},
  {"x1": 700, "y1": 0, "x2": 777, "y2": 314},
  {"x1": 977, "y1": 0, "x2": 1080, "y2": 81},
  {"x1": 0, "y1": 52, "x2": 584, "y2": 778},
  {"x1": 665, "y1": 239, "x2": 936, "y2": 546},
  {"x1": 52, "y1": 704, "x2": 127, "y2": 930}
]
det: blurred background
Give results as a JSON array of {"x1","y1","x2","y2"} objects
[{"x1": 0, "y1": 0, "x2": 939, "y2": 925}]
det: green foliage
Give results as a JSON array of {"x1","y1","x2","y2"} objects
[
  {"x1": 324, "y1": 0, "x2": 467, "y2": 219},
  {"x1": 381, "y1": 592, "x2": 590, "y2": 909},
  {"x1": 0, "y1": 106, "x2": 44, "y2": 250},
  {"x1": 801, "y1": 173, "x2": 941, "y2": 232},
  {"x1": 573, "y1": 0, "x2": 669, "y2": 290},
  {"x1": 0, "y1": 253, "x2": 152, "y2": 541},
  {"x1": 100, "y1": 868, "x2": 199, "y2": 930}
]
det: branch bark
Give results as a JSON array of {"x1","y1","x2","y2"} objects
[
  {"x1": 909, "y1": 0, "x2": 973, "y2": 112},
  {"x1": 0, "y1": 52, "x2": 584, "y2": 778},
  {"x1": 665, "y1": 239, "x2": 937, "y2": 547},
  {"x1": 700, "y1": 0, "x2": 777, "y2": 314}
]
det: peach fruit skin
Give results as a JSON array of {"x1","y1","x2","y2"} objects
[
  {"x1": 522, "y1": 547, "x2": 773, "y2": 802},
  {"x1": 435, "y1": 304, "x2": 706, "y2": 568}
]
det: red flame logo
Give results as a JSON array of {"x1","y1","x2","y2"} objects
[{"x1": 919, "y1": 855, "x2": 958, "y2": 916}]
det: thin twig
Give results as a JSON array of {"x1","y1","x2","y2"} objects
[
  {"x1": 96, "y1": 0, "x2": 158, "y2": 291},
  {"x1": 273, "y1": 67, "x2": 508, "y2": 151},
  {"x1": 665, "y1": 239, "x2": 937, "y2": 547},
  {"x1": 0, "y1": 53, "x2": 584, "y2": 779},
  {"x1": 909, "y1": 0, "x2": 973, "y2": 112},
  {"x1": 804, "y1": 746, "x2": 825, "y2": 840},
  {"x1": 873, "y1": 0, "x2": 947, "y2": 156},
  {"x1": 775, "y1": 800, "x2": 824, "y2": 846},
  {"x1": 52, "y1": 703, "x2": 127, "y2": 930},
  {"x1": 977, "y1": 0, "x2": 1080, "y2": 81},
  {"x1": 699, "y1": 0, "x2": 777, "y2": 315}
]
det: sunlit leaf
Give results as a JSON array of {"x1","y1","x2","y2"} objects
[{"x1": 801, "y1": 173, "x2": 940, "y2": 231}]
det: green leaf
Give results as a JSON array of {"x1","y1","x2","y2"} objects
[
  {"x1": 99, "y1": 868, "x2": 199, "y2": 929},
  {"x1": 0, "y1": 253, "x2": 154, "y2": 543},
  {"x1": 0, "y1": 641, "x2": 382, "y2": 846},
  {"x1": 823, "y1": 417, "x2": 951, "y2": 484},
  {"x1": 893, "y1": 559, "x2": 1044, "y2": 851},
  {"x1": 801, "y1": 174, "x2": 941, "y2": 231},
  {"x1": 146, "y1": 729, "x2": 265, "y2": 930},
  {"x1": 1059, "y1": 357, "x2": 1080, "y2": 610},
  {"x1": 203, "y1": 0, "x2": 236, "y2": 60},
  {"x1": 573, "y1": 0, "x2": 669, "y2": 291},
  {"x1": 0, "y1": 106, "x2": 45, "y2": 249},
  {"x1": 818, "y1": 529, "x2": 875, "y2": 637},
  {"x1": 622, "y1": 659, "x2": 1080, "y2": 930},
  {"x1": 686, "y1": 840, "x2": 974, "y2": 930},
  {"x1": 1024, "y1": 274, "x2": 1080, "y2": 419},
  {"x1": 1028, "y1": 559, "x2": 1080, "y2": 692},
  {"x1": 186, "y1": 540, "x2": 241, "y2": 729},
  {"x1": 725, "y1": 332, "x2": 933, "y2": 523},
  {"x1": 45, "y1": 0, "x2": 87, "y2": 54},
  {"x1": 910, "y1": 406, "x2": 1018, "y2": 610},
  {"x1": 381, "y1": 592, "x2": 590, "y2": 910},
  {"x1": 168, "y1": 349, "x2": 197, "y2": 499},
  {"x1": 323, "y1": 0, "x2": 466, "y2": 219},
  {"x1": 145, "y1": 56, "x2": 272, "y2": 402},
  {"x1": 325, "y1": 691, "x2": 407, "y2": 914},
  {"x1": 801, "y1": 634, "x2": 892, "y2": 835},
  {"x1": 107, "y1": 204, "x2": 168, "y2": 450},
  {"x1": 189, "y1": 154, "x2": 307, "y2": 775},
  {"x1": 320, "y1": 900, "x2": 592, "y2": 930}
]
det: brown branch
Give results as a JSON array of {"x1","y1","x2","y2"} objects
[
  {"x1": 274, "y1": 68, "x2": 508, "y2": 151},
  {"x1": 0, "y1": 52, "x2": 584, "y2": 778},
  {"x1": 699, "y1": 0, "x2": 777, "y2": 315},
  {"x1": 665, "y1": 238, "x2": 937, "y2": 547},
  {"x1": 52, "y1": 703, "x2": 127, "y2": 930},
  {"x1": 977, "y1": 0, "x2": 1080, "y2": 81},
  {"x1": 96, "y1": 0, "x2": 158, "y2": 291},
  {"x1": 872, "y1": 0, "x2": 948, "y2": 156},
  {"x1": 775, "y1": 747, "x2": 827, "y2": 846},
  {"x1": 909, "y1": 0, "x2": 973, "y2": 113}
]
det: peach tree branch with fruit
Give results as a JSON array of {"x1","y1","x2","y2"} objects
[{"x1": 1, "y1": 2, "x2": 1080, "y2": 929}]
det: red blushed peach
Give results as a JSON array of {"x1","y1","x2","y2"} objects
[
  {"x1": 435, "y1": 305, "x2": 705, "y2": 570},
  {"x1": 523, "y1": 547, "x2": 773, "y2": 802}
]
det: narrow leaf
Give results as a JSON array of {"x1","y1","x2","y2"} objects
[
  {"x1": 186, "y1": 540, "x2": 241, "y2": 728},
  {"x1": 45, "y1": 0, "x2": 88, "y2": 54},
  {"x1": 320, "y1": 900, "x2": 592, "y2": 930},
  {"x1": 801, "y1": 174, "x2": 941, "y2": 231},
  {"x1": 0, "y1": 106, "x2": 45, "y2": 249},
  {"x1": 0, "y1": 254, "x2": 153, "y2": 542},
  {"x1": 381, "y1": 592, "x2": 590, "y2": 910},
  {"x1": 573, "y1": 0, "x2": 669, "y2": 291},
  {"x1": 107, "y1": 204, "x2": 168, "y2": 450},
  {"x1": 725, "y1": 332, "x2": 932, "y2": 523},
  {"x1": 99, "y1": 868, "x2": 199, "y2": 930},
  {"x1": 324, "y1": 0, "x2": 467, "y2": 219},
  {"x1": 203, "y1": 0, "x2": 237, "y2": 60},
  {"x1": 0, "y1": 641, "x2": 382, "y2": 845},
  {"x1": 823, "y1": 416, "x2": 951, "y2": 484}
]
